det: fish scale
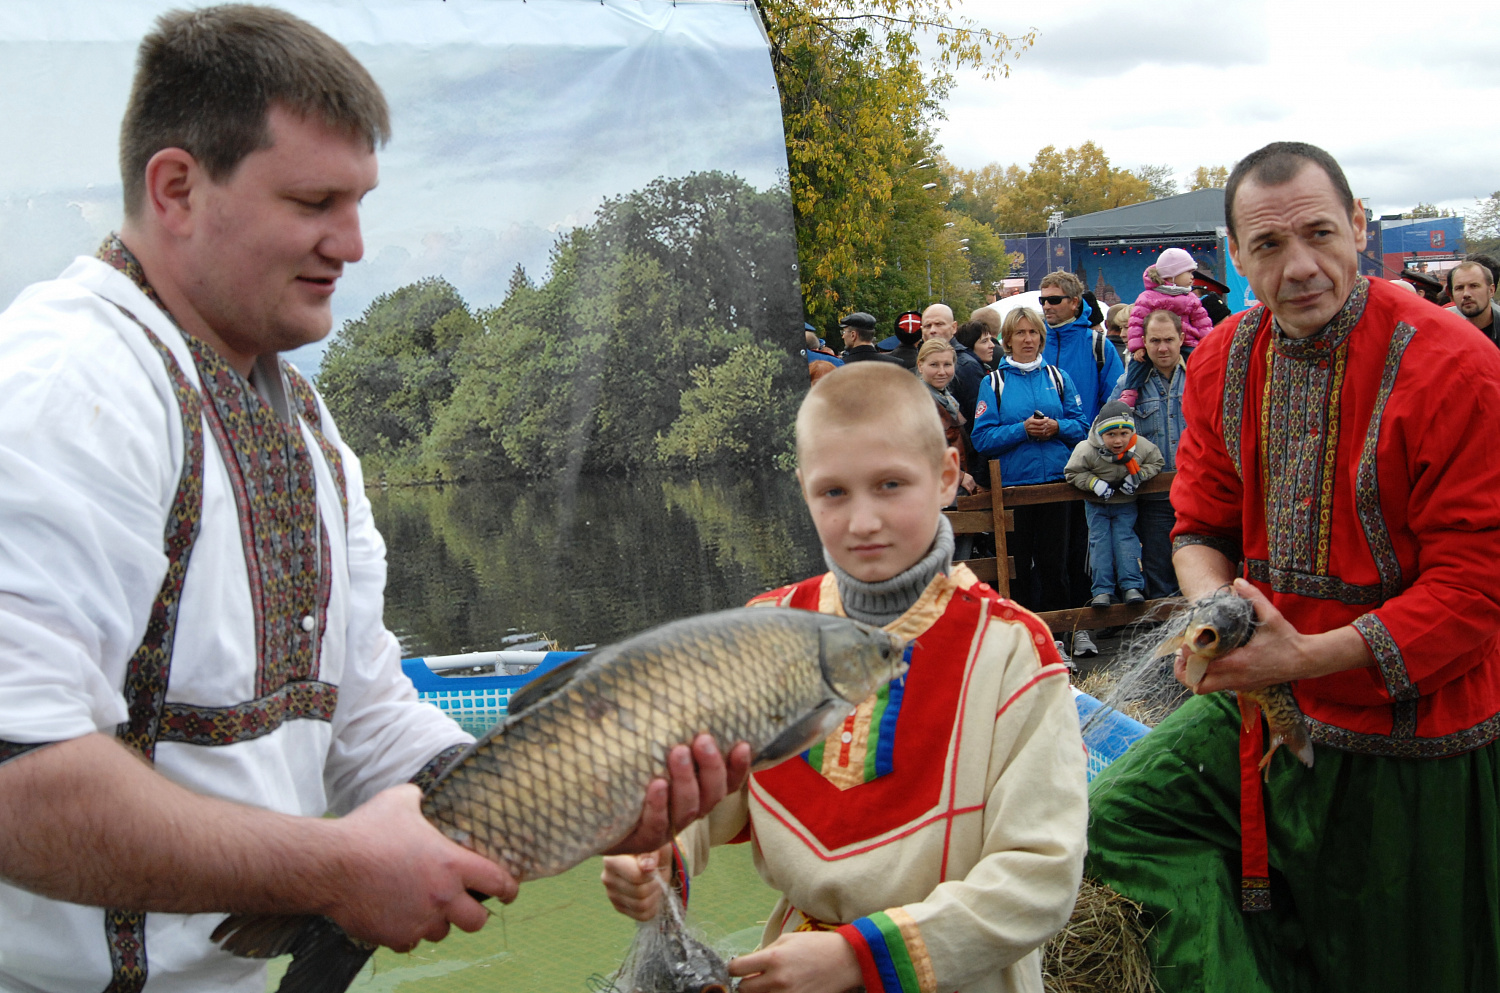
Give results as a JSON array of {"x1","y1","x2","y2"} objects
[
  {"x1": 215, "y1": 606, "x2": 905, "y2": 993},
  {"x1": 424, "y1": 608, "x2": 862, "y2": 880}
]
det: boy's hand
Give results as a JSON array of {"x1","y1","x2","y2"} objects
[
  {"x1": 1090, "y1": 479, "x2": 1114, "y2": 500},
  {"x1": 1132, "y1": 348, "x2": 1146, "y2": 361},
  {"x1": 959, "y1": 471, "x2": 977, "y2": 494},
  {"x1": 1120, "y1": 475, "x2": 1140, "y2": 495},
  {"x1": 730, "y1": 931, "x2": 862, "y2": 993},
  {"x1": 600, "y1": 846, "x2": 671, "y2": 921}
]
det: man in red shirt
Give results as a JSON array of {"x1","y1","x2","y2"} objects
[{"x1": 1087, "y1": 142, "x2": 1500, "y2": 992}]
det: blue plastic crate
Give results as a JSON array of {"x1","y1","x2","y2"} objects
[
  {"x1": 402, "y1": 651, "x2": 582, "y2": 737},
  {"x1": 1073, "y1": 688, "x2": 1151, "y2": 782}
]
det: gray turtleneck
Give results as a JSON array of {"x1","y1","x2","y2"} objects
[{"x1": 824, "y1": 516, "x2": 956, "y2": 627}]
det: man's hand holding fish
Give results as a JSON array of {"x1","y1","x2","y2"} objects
[{"x1": 1170, "y1": 576, "x2": 1375, "y2": 694}]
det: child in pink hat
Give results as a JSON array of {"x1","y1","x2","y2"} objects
[{"x1": 1118, "y1": 247, "x2": 1217, "y2": 406}]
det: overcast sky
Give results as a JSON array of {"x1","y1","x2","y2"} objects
[
  {"x1": 0, "y1": 0, "x2": 787, "y2": 371},
  {"x1": 935, "y1": 0, "x2": 1500, "y2": 217}
]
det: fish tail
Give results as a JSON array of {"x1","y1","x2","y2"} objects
[
  {"x1": 212, "y1": 914, "x2": 375, "y2": 993},
  {"x1": 1249, "y1": 683, "x2": 1315, "y2": 772}
]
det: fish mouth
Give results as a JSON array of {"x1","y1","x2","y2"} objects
[{"x1": 1189, "y1": 625, "x2": 1220, "y2": 655}]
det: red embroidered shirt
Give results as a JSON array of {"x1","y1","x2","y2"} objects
[{"x1": 1172, "y1": 276, "x2": 1500, "y2": 755}]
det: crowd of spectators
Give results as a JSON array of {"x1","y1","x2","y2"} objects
[{"x1": 799, "y1": 246, "x2": 1500, "y2": 658}]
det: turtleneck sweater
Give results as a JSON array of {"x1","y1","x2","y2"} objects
[{"x1": 823, "y1": 516, "x2": 956, "y2": 627}]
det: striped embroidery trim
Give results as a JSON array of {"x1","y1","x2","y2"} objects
[
  {"x1": 157, "y1": 680, "x2": 339, "y2": 746},
  {"x1": 804, "y1": 647, "x2": 910, "y2": 788},
  {"x1": 1355, "y1": 321, "x2": 1415, "y2": 603},
  {"x1": 411, "y1": 742, "x2": 470, "y2": 794},
  {"x1": 285, "y1": 365, "x2": 349, "y2": 525},
  {"x1": 838, "y1": 908, "x2": 936, "y2": 993},
  {"x1": 1352, "y1": 613, "x2": 1417, "y2": 704}
]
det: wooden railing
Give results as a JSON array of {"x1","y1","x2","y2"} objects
[{"x1": 945, "y1": 462, "x2": 1179, "y2": 634}]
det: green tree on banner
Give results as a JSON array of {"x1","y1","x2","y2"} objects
[{"x1": 327, "y1": 172, "x2": 802, "y2": 481}]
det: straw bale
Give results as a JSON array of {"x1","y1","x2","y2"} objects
[{"x1": 1041, "y1": 877, "x2": 1155, "y2": 993}]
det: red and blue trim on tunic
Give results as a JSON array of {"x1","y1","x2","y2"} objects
[{"x1": 837, "y1": 908, "x2": 937, "y2": 993}]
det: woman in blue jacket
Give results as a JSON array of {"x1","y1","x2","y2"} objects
[{"x1": 970, "y1": 306, "x2": 1088, "y2": 612}]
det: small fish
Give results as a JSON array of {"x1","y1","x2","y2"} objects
[
  {"x1": 214, "y1": 607, "x2": 906, "y2": 993},
  {"x1": 618, "y1": 878, "x2": 731, "y2": 993},
  {"x1": 1159, "y1": 590, "x2": 1314, "y2": 778}
]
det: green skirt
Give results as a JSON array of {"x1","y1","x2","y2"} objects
[{"x1": 1087, "y1": 693, "x2": 1500, "y2": 993}]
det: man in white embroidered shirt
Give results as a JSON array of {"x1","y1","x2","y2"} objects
[{"x1": 0, "y1": 6, "x2": 744, "y2": 990}]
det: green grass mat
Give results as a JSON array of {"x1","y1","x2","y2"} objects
[{"x1": 266, "y1": 843, "x2": 777, "y2": 992}]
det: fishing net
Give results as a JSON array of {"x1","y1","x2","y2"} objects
[
  {"x1": 1079, "y1": 590, "x2": 1257, "y2": 732},
  {"x1": 592, "y1": 878, "x2": 734, "y2": 993}
]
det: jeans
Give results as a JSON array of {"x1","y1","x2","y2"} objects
[
  {"x1": 1135, "y1": 497, "x2": 1180, "y2": 599},
  {"x1": 1085, "y1": 501, "x2": 1144, "y2": 597}
]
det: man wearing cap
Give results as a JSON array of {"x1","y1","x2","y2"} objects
[
  {"x1": 883, "y1": 311, "x2": 924, "y2": 370},
  {"x1": 838, "y1": 312, "x2": 903, "y2": 365},
  {"x1": 1447, "y1": 260, "x2": 1500, "y2": 345},
  {"x1": 1192, "y1": 268, "x2": 1234, "y2": 325},
  {"x1": 1087, "y1": 141, "x2": 1500, "y2": 992}
]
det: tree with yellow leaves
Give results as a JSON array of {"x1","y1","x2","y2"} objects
[
  {"x1": 1188, "y1": 165, "x2": 1229, "y2": 190},
  {"x1": 756, "y1": 0, "x2": 1033, "y2": 324},
  {"x1": 944, "y1": 142, "x2": 1154, "y2": 234}
]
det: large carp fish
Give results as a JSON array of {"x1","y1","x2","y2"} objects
[{"x1": 213, "y1": 606, "x2": 906, "y2": 992}]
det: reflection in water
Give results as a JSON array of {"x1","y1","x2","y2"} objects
[{"x1": 371, "y1": 469, "x2": 822, "y2": 658}]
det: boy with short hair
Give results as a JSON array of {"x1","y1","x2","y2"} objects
[
  {"x1": 602, "y1": 362, "x2": 1088, "y2": 993},
  {"x1": 1064, "y1": 401, "x2": 1165, "y2": 607}
]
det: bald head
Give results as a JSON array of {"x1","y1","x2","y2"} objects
[{"x1": 921, "y1": 304, "x2": 956, "y2": 341}]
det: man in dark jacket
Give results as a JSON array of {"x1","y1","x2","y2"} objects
[
  {"x1": 1448, "y1": 261, "x2": 1500, "y2": 346},
  {"x1": 884, "y1": 311, "x2": 923, "y2": 370},
  {"x1": 839, "y1": 312, "x2": 904, "y2": 365}
]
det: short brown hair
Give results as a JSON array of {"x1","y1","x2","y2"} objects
[
  {"x1": 120, "y1": 5, "x2": 391, "y2": 217},
  {"x1": 1224, "y1": 142, "x2": 1355, "y2": 238},
  {"x1": 1144, "y1": 309, "x2": 1183, "y2": 337},
  {"x1": 796, "y1": 364, "x2": 946, "y2": 469},
  {"x1": 1000, "y1": 306, "x2": 1047, "y2": 353},
  {"x1": 1449, "y1": 260, "x2": 1496, "y2": 292},
  {"x1": 1039, "y1": 270, "x2": 1084, "y2": 299},
  {"x1": 967, "y1": 308, "x2": 1001, "y2": 338}
]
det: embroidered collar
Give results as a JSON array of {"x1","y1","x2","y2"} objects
[
  {"x1": 1270, "y1": 276, "x2": 1368, "y2": 361},
  {"x1": 97, "y1": 234, "x2": 165, "y2": 307}
]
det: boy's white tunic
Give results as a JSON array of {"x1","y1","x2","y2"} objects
[
  {"x1": 678, "y1": 568, "x2": 1089, "y2": 993},
  {"x1": 0, "y1": 255, "x2": 471, "y2": 992}
]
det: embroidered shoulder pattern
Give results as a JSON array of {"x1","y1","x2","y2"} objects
[
  {"x1": 1355, "y1": 321, "x2": 1415, "y2": 603},
  {"x1": 1220, "y1": 305, "x2": 1266, "y2": 480},
  {"x1": 285, "y1": 364, "x2": 349, "y2": 525},
  {"x1": 103, "y1": 306, "x2": 206, "y2": 993}
]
